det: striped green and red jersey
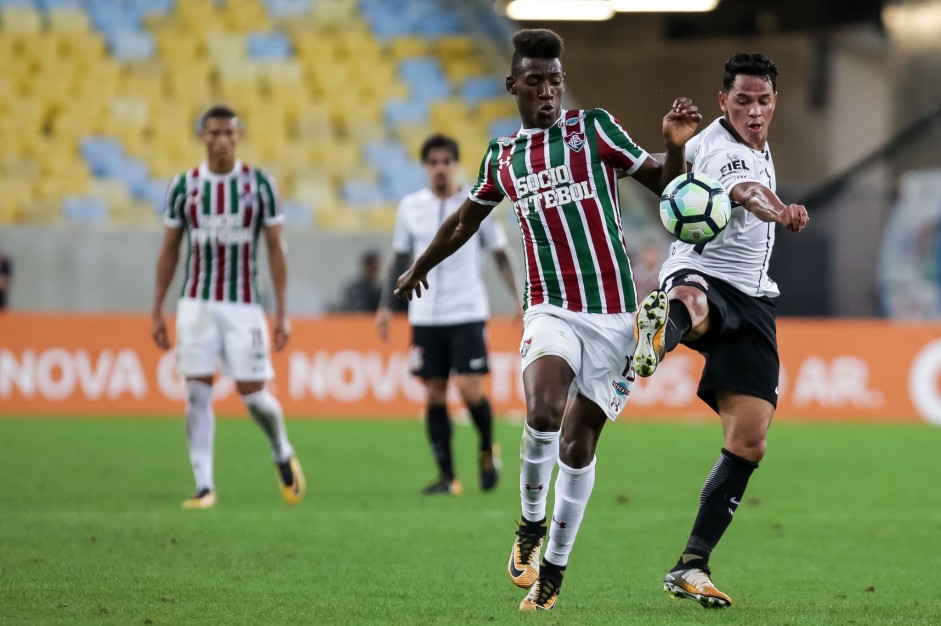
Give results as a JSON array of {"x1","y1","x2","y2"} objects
[
  {"x1": 164, "y1": 161, "x2": 283, "y2": 304},
  {"x1": 469, "y1": 108, "x2": 648, "y2": 314}
]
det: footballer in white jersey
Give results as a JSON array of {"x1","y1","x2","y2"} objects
[
  {"x1": 375, "y1": 134, "x2": 521, "y2": 498},
  {"x1": 632, "y1": 53, "x2": 808, "y2": 609}
]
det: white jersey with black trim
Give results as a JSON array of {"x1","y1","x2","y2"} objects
[
  {"x1": 392, "y1": 185, "x2": 509, "y2": 325},
  {"x1": 659, "y1": 117, "x2": 779, "y2": 297}
]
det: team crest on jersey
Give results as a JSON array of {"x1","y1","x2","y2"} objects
[
  {"x1": 520, "y1": 337, "x2": 533, "y2": 358},
  {"x1": 565, "y1": 132, "x2": 586, "y2": 152}
]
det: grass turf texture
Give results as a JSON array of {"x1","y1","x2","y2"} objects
[{"x1": 1, "y1": 418, "x2": 939, "y2": 625}]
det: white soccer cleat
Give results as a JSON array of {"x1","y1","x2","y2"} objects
[{"x1": 663, "y1": 567, "x2": 733, "y2": 608}]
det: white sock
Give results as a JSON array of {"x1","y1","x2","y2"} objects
[
  {"x1": 185, "y1": 380, "x2": 215, "y2": 492},
  {"x1": 242, "y1": 389, "x2": 294, "y2": 463},
  {"x1": 544, "y1": 457, "x2": 597, "y2": 567},
  {"x1": 519, "y1": 423, "x2": 560, "y2": 523}
]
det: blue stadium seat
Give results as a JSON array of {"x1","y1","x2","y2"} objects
[
  {"x1": 113, "y1": 158, "x2": 151, "y2": 199},
  {"x1": 342, "y1": 180, "x2": 384, "y2": 209},
  {"x1": 283, "y1": 199, "x2": 314, "y2": 227},
  {"x1": 62, "y1": 196, "x2": 108, "y2": 223},
  {"x1": 461, "y1": 76, "x2": 506, "y2": 107},
  {"x1": 145, "y1": 179, "x2": 169, "y2": 213},
  {"x1": 489, "y1": 116, "x2": 520, "y2": 139},
  {"x1": 384, "y1": 98, "x2": 428, "y2": 126},
  {"x1": 247, "y1": 31, "x2": 291, "y2": 61},
  {"x1": 262, "y1": 0, "x2": 310, "y2": 20},
  {"x1": 108, "y1": 29, "x2": 155, "y2": 61},
  {"x1": 0, "y1": 0, "x2": 37, "y2": 8},
  {"x1": 133, "y1": 0, "x2": 174, "y2": 17},
  {"x1": 363, "y1": 140, "x2": 410, "y2": 170},
  {"x1": 379, "y1": 162, "x2": 426, "y2": 202},
  {"x1": 80, "y1": 137, "x2": 125, "y2": 178}
]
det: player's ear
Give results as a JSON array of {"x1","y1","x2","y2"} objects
[
  {"x1": 718, "y1": 90, "x2": 727, "y2": 112},
  {"x1": 506, "y1": 75, "x2": 517, "y2": 95}
]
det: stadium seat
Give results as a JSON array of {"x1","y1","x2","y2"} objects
[
  {"x1": 61, "y1": 195, "x2": 108, "y2": 223},
  {"x1": 246, "y1": 31, "x2": 291, "y2": 61},
  {"x1": 109, "y1": 29, "x2": 156, "y2": 61}
]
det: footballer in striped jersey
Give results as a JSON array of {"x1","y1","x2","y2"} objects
[
  {"x1": 394, "y1": 29, "x2": 701, "y2": 610},
  {"x1": 151, "y1": 106, "x2": 305, "y2": 510}
]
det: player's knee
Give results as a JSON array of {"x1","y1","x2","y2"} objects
[
  {"x1": 671, "y1": 288, "x2": 709, "y2": 326},
  {"x1": 726, "y1": 434, "x2": 766, "y2": 463},
  {"x1": 557, "y1": 435, "x2": 594, "y2": 468},
  {"x1": 526, "y1": 398, "x2": 565, "y2": 432}
]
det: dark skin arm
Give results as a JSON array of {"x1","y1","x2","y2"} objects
[
  {"x1": 151, "y1": 226, "x2": 184, "y2": 350},
  {"x1": 394, "y1": 201, "x2": 494, "y2": 301}
]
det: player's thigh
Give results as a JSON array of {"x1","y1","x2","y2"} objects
[
  {"x1": 409, "y1": 325, "x2": 451, "y2": 380},
  {"x1": 174, "y1": 298, "x2": 222, "y2": 377},
  {"x1": 520, "y1": 307, "x2": 582, "y2": 377},
  {"x1": 698, "y1": 317, "x2": 779, "y2": 415},
  {"x1": 570, "y1": 311, "x2": 636, "y2": 421},
  {"x1": 448, "y1": 321, "x2": 489, "y2": 375},
  {"x1": 220, "y1": 303, "x2": 274, "y2": 382}
]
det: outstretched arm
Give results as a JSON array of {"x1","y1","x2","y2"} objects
[
  {"x1": 151, "y1": 226, "x2": 184, "y2": 350},
  {"x1": 264, "y1": 224, "x2": 290, "y2": 351},
  {"x1": 375, "y1": 251, "x2": 411, "y2": 342},
  {"x1": 394, "y1": 199, "x2": 493, "y2": 300},
  {"x1": 732, "y1": 182, "x2": 809, "y2": 233},
  {"x1": 631, "y1": 97, "x2": 701, "y2": 194}
]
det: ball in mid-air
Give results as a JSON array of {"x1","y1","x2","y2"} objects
[{"x1": 659, "y1": 172, "x2": 731, "y2": 244}]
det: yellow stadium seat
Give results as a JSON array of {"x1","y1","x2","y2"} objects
[
  {"x1": 47, "y1": 8, "x2": 90, "y2": 33},
  {"x1": 0, "y1": 177, "x2": 33, "y2": 223},
  {"x1": 367, "y1": 205, "x2": 397, "y2": 231},
  {"x1": 436, "y1": 35, "x2": 476, "y2": 58},
  {"x1": 317, "y1": 204, "x2": 366, "y2": 231},
  {"x1": 87, "y1": 178, "x2": 129, "y2": 211},
  {"x1": 206, "y1": 31, "x2": 246, "y2": 64},
  {"x1": 389, "y1": 35, "x2": 431, "y2": 60},
  {"x1": 221, "y1": 0, "x2": 271, "y2": 33},
  {"x1": 476, "y1": 98, "x2": 519, "y2": 124},
  {"x1": 429, "y1": 99, "x2": 473, "y2": 133},
  {"x1": 177, "y1": 0, "x2": 220, "y2": 32},
  {"x1": 1, "y1": 8, "x2": 42, "y2": 35}
]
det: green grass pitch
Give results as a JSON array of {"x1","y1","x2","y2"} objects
[{"x1": 1, "y1": 418, "x2": 939, "y2": 625}]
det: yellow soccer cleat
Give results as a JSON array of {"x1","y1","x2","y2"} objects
[
  {"x1": 277, "y1": 456, "x2": 306, "y2": 505},
  {"x1": 182, "y1": 488, "x2": 217, "y2": 510},
  {"x1": 663, "y1": 567, "x2": 733, "y2": 608},
  {"x1": 633, "y1": 289, "x2": 669, "y2": 377},
  {"x1": 519, "y1": 566, "x2": 563, "y2": 611},
  {"x1": 508, "y1": 519, "x2": 546, "y2": 589}
]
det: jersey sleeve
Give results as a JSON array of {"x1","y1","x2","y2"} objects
[
  {"x1": 476, "y1": 210, "x2": 508, "y2": 252},
  {"x1": 391, "y1": 200, "x2": 412, "y2": 254},
  {"x1": 696, "y1": 143, "x2": 763, "y2": 194},
  {"x1": 256, "y1": 169, "x2": 285, "y2": 226},
  {"x1": 163, "y1": 174, "x2": 187, "y2": 228},
  {"x1": 590, "y1": 109, "x2": 649, "y2": 176},
  {"x1": 468, "y1": 144, "x2": 505, "y2": 206}
]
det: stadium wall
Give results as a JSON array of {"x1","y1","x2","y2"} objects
[{"x1": 2, "y1": 313, "x2": 941, "y2": 425}]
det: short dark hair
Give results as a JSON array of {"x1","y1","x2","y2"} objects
[
  {"x1": 198, "y1": 105, "x2": 238, "y2": 131},
  {"x1": 511, "y1": 28, "x2": 563, "y2": 76},
  {"x1": 722, "y1": 52, "x2": 778, "y2": 92},
  {"x1": 420, "y1": 134, "x2": 459, "y2": 162}
]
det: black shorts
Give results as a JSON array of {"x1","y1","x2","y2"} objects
[
  {"x1": 409, "y1": 321, "x2": 489, "y2": 379},
  {"x1": 663, "y1": 270, "x2": 779, "y2": 412}
]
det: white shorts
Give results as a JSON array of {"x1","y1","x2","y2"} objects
[
  {"x1": 519, "y1": 304, "x2": 636, "y2": 421},
  {"x1": 175, "y1": 298, "x2": 274, "y2": 381}
]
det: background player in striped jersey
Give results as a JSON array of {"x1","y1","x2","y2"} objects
[
  {"x1": 375, "y1": 134, "x2": 521, "y2": 496},
  {"x1": 151, "y1": 105, "x2": 305, "y2": 510},
  {"x1": 395, "y1": 29, "x2": 701, "y2": 610},
  {"x1": 632, "y1": 53, "x2": 808, "y2": 607}
]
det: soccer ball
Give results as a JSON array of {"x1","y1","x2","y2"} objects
[{"x1": 659, "y1": 172, "x2": 732, "y2": 244}]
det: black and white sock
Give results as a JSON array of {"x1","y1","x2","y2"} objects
[{"x1": 664, "y1": 299, "x2": 692, "y2": 353}]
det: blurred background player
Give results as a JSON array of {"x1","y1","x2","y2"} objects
[
  {"x1": 151, "y1": 105, "x2": 305, "y2": 510},
  {"x1": 0, "y1": 250, "x2": 11, "y2": 311},
  {"x1": 394, "y1": 29, "x2": 700, "y2": 610},
  {"x1": 375, "y1": 133, "x2": 521, "y2": 495},
  {"x1": 632, "y1": 53, "x2": 809, "y2": 607},
  {"x1": 335, "y1": 248, "x2": 383, "y2": 312}
]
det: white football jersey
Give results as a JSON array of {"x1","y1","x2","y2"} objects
[
  {"x1": 392, "y1": 186, "x2": 508, "y2": 325},
  {"x1": 659, "y1": 117, "x2": 779, "y2": 297}
]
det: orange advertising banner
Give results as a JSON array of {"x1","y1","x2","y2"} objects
[{"x1": 1, "y1": 313, "x2": 940, "y2": 424}]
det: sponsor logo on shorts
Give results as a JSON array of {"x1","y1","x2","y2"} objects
[
  {"x1": 683, "y1": 273, "x2": 709, "y2": 290},
  {"x1": 520, "y1": 337, "x2": 533, "y2": 358},
  {"x1": 609, "y1": 396, "x2": 622, "y2": 414},
  {"x1": 612, "y1": 380, "x2": 630, "y2": 396},
  {"x1": 469, "y1": 357, "x2": 487, "y2": 370},
  {"x1": 407, "y1": 345, "x2": 424, "y2": 372}
]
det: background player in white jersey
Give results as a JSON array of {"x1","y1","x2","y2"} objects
[
  {"x1": 395, "y1": 29, "x2": 701, "y2": 610},
  {"x1": 151, "y1": 105, "x2": 305, "y2": 510},
  {"x1": 375, "y1": 134, "x2": 521, "y2": 495},
  {"x1": 632, "y1": 53, "x2": 809, "y2": 607}
]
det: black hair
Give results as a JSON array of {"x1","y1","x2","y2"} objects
[
  {"x1": 420, "y1": 134, "x2": 459, "y2": 162},
  {"x1": 198, "y1": 105, "x2": 238, "y2": 131},
  {"x1": 510, "y1": 28, "x2": 563, "y2": 76},
  {"x1": 722, "y1": 52, "x2": 778, "y2": 92}
]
